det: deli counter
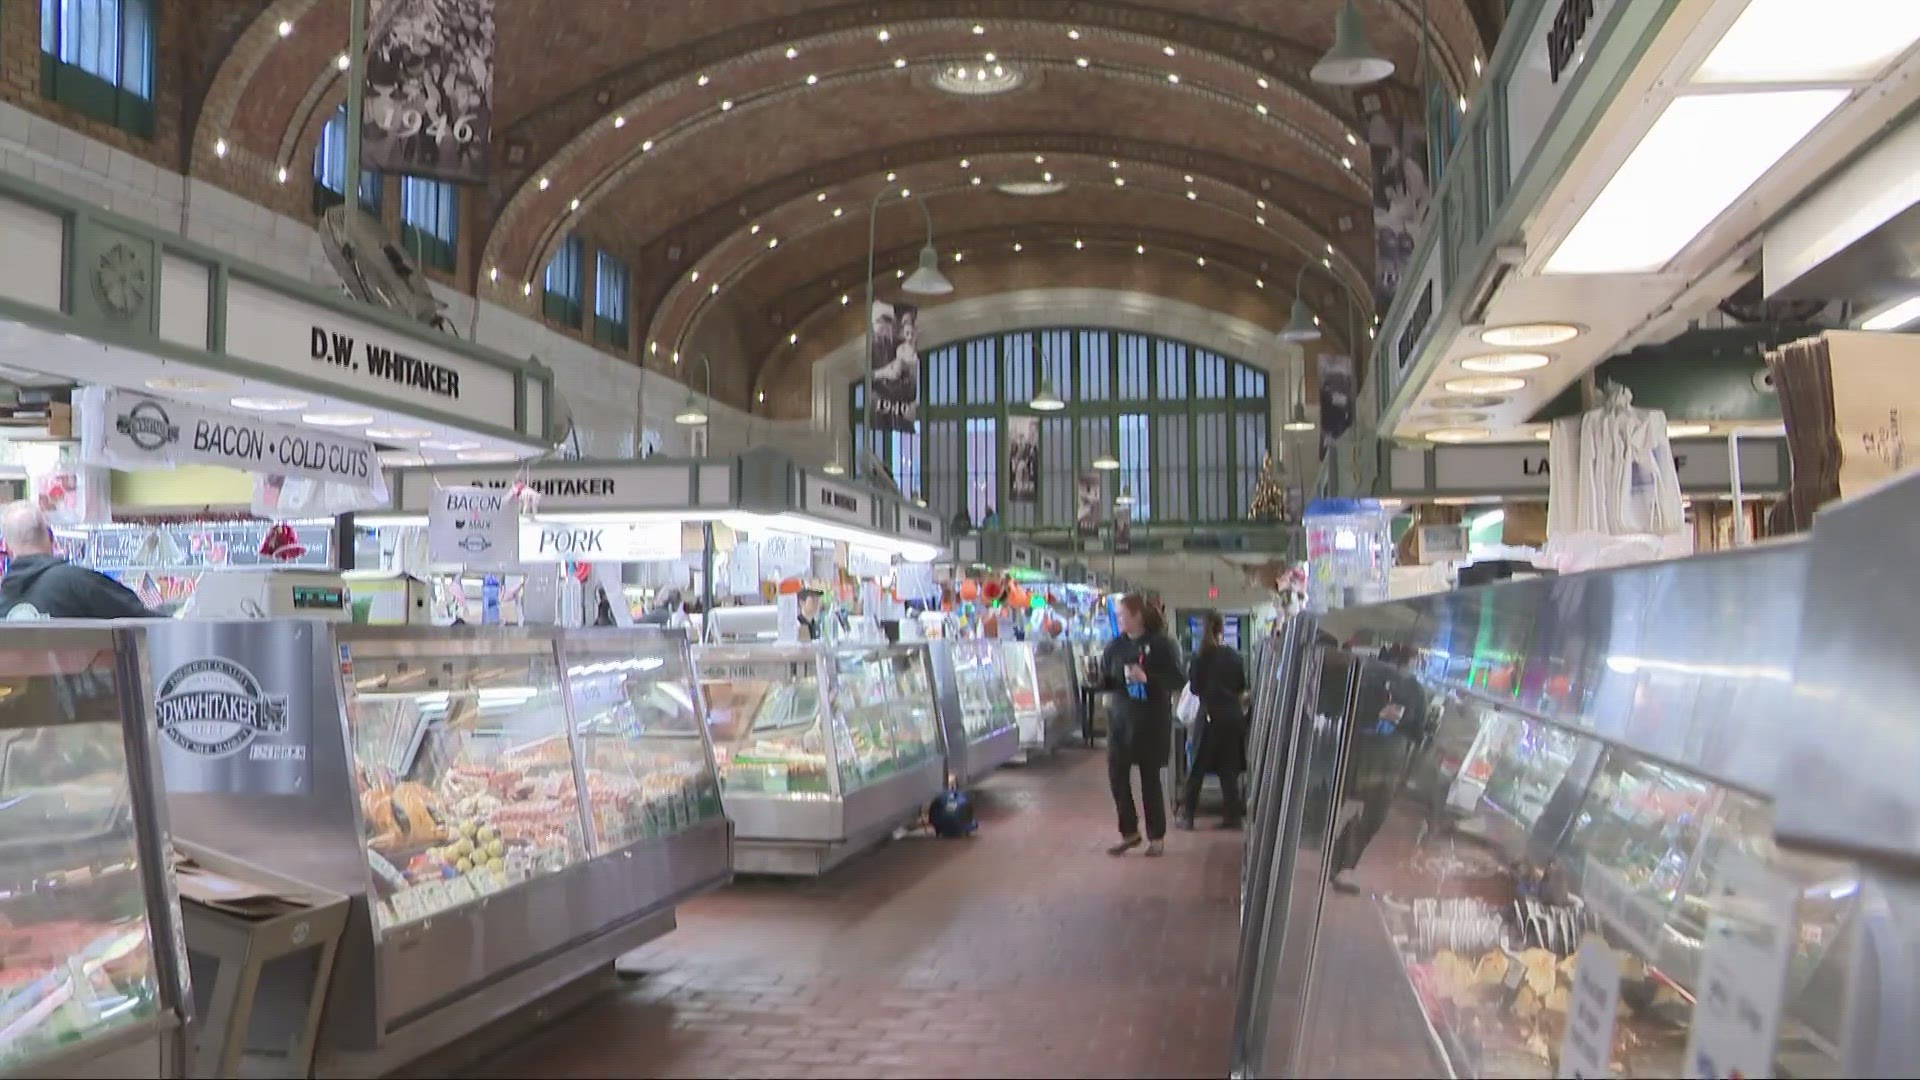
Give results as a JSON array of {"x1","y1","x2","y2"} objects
[
  {"x1": 0, "y1": 625, "x2": 190, "y2": 1079},
  {"x1": 143, "y1": 622, "x2": 731, "y2": 1078},
  {"x1": 926, "y1": 639, "x2": 1020, "y2": 787},
  {"x1": 1229, "y1": 472, "x2": 1920, "y2": 1078},
  {"x1": 1003, "y1": 640, "x2": 1081, "y2": 753},
  {"x1": 696, "y1": 643, "x2": 944, "y2": 875}
]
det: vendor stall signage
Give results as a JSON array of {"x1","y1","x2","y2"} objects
[
  {"x1": 86, "y1": 389, "x2": 386, "y2": 499},
  {"x1": 519, "y1": 519, "x2": 679, "y2": 563},
  {"x1": 156, "y1": 657, "x2": 291, "y2": 760},
  {"x1": 224, "y1": 279, "x2": 517, "y2": 429},
  {"x1": 397, "y1": 463, "x2": 693, "y2": 513},
  {"x1": 428, "y1": 485, "x2": 519, "y2": 570},
  {"x1": 1403, "y1": 439, "x2": 1786, "y2": 494},
  {"x1": 807, "y1": 474, "x2": 871, "y2": 528},
  {"x1": 902, "y1": 509, "x2": 940, "y2": 540}
]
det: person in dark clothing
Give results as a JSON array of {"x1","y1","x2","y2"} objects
[
  {"x1": 0, "y1": 502, "x2": 154, "y2": 619},
  {"x1": 1097, "y1": 594, "x2": 1185, "y2": 856},
  {"x1": 796, "y1": 589, "x2": 824, "y2": 642},
  {"x1": 1178, "y1": 612, "x2": 1249, "y2": 830},
  {"x1": 1329, "y1": 645, "x2": 1427, "y2": 894}
]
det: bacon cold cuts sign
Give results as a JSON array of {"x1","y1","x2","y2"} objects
[{"x1": 85, "y1": 389, "x2": 387, "y2": 500}]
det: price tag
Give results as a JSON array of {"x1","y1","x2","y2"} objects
[
  {"x1": 1558, "y1": 935, "x2": 1621, "y2": 1079},
  {"x1": 1683, "y1": 855, "x2": 1797, "y2": 1079}
]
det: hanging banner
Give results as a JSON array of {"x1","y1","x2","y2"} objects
[
  {"x1": 427, "y1": 485, "x2": 519, "y2": 570},
  {"x1": 1076, "y1": 471, "x2": 1103, "y2": 536},
  {"x1": 869, "y1": 300, "x2": 920, "y2": 431},
  {"x1": 1008, "y1": 414, "x2": 1039, "y2": 503},
  {"x1": 1317, "y1": 353, "x2": 1356, "y2": 461},
  {"x1": 519, "y1": 519, "x2": 681, "y2": 564},
  {"x1": 1367, "y1": 114, "x2": 1431, "y2": 307},
  {"x1": 82, "y1": 388, "x2": 387, "y2": 502},
  {"x1": 1114, "y1": 502, "x2": 1133, "y2": 554},
  {"x1": 360, "y1": 0, "x2": 497, "y2": 183}
]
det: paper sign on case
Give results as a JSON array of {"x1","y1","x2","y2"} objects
[{"x1": 428, "y1": 485, "x2": 520, "y2": 570}]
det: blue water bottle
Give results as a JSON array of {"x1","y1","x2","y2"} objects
[{"x1": 1128, "y1": 644, "x2": 1149, "y2": 700}]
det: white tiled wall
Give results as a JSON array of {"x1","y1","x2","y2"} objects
[{"x1": 0, "y1": 101, "x2": 835, "y2": 465}]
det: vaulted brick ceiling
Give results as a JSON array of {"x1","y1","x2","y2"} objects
[{"x1": 195, "y1": 0, "x2": 1500, "y2": 409}]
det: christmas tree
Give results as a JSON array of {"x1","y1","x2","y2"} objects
[{"x1": 1248, "y1": 453, "x2": 1288, "y2": 522}]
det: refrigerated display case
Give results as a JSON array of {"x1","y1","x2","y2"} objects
[
  {"x1": 697, "y1": 643, "x2": 944, "y2": 875},
  {"x1": 144, "y1": 622, "x2": 730, "y2": 1078},
  {"x1": 0, "y1": 625, "x2": 190, "y2": 1080},
  {"x1": 1002, "y1": 640, "x2": 1080, "y2": 753},
  {"x1": 1229, "y1": 513, "x2": 1913, "y2": 1079},
  {"x1": 925, "y1": 639, "x2": 1019, "y2": 787}
]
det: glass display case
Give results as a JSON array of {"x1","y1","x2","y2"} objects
[
  {"x1": 144, "y1": 621, "x2": 730, "y2": 1077},
  {"x1": 1230, "y1": 538, "x2": 1900, "y2": 1080},
  {"x1": 924, "y1": 639, "x2": 1019, "y2": 788},
  {"x1": 696, "y1": 643, "x2": 945, "y2": 875},
  {"x1": 0, "y1": 626, "x2": 188, "y2": 1078},
  {"x1": 1002, "y1": 641, "x2": 1081, "y2": 752}
]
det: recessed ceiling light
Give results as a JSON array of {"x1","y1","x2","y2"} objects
[
  {"x1": 768, "y1": 237, "x2": 779, "y2": 248},
  {"x1": 379, "y1": 452, "x2": 428, "y2": 468},
  {"x1": 1255, "y1": 215, "x2": 1265, "y2": 225},
  {"x1": 1075, "y1": 57, "x2": 1089, "y2": 67},
  {"x1": 276, "y1": 166, "x2": 288, "y2": 183},
  {"x1": 1444, "y1": 375, "x2": 1528, "y2": 394},
  {"x1": 277, "y1": 19, "x2": 293, "y2": 36},
  {"x1": 1426, "y1": 427, "x2": 1492, "y2": 443},
  {"x1": 984, "y1": 52, "x2": 996, "y2": 62},
  {"x1": 690, "y1": 270, "x2": 700, "y2": 282},
  {"x1": 750, "y1": 223, "x2": 761, "y2": 234},
  {"x1": 1473, "y1": 57, "x2": 1483, "y2": 77},
  {"x1": 1482, "y1": 323, "x2": 1580, "y2": 347},
  {"x1": 896, "y1": 269, "x2": 905, "y2": 279},
  {"x1": 230, "y1": 395, "x2": 308, "y2": 412},
  {"x1": 1013, "y1": 242, "x2": 1023, "y2": 252},
  {"x1": 537, "y1": 176, "x2": 550, "y2": 190},
  {"x1": 521, "y1": 282, "x2": 532, "y2": 296},
  {"x1": 1257, "y1": 199, "x2": 1266, "y2": 209},
  {"x1": 1034, "y1": 155, "x2": 1046, "y2": 164},
  {"x1": 720, "y1": 99, "x2": 734, "y2": 110},
  {"x1": 456, "y1": 449, "x2": 521, "y2": 463},
  {"x1": 833, "y1": 206, "x2": 845, "y2": 215},
  {"x1": 973, "y1": 24, "x2": 985, "y2": 34},
  {"x1": 613, "y1": 115, "x2": 625, "y2": 128},
  {"x1": 642, "y1": 139, "x2": 654, "y2": 151},
  {"x1": 1109, "y1": 160, "x2": 1119, "y2": 169},
  {"x1": 789, "y1": 332, "x2": 798, "y2": 344},
  {"x1": 900, "y1": 187, "x2": 910, "y2": 196},
  {"x1": 1341, "y1": 156, "x2": 1353, "y2": 169},
  {"x1": 1187, "y1": 190, "x2": 1197, "y2": 200},
  {"x1": 1257, "y1": 104, "x2": 1268, "y2": 115},
  {"x1": 1115, "y1": 177, "x2": 1125, "y2": 186},
  {"x1": 336, "y1": 52, "x2": 350, "y2": 71},
  {"x1": 1041, "y1": 172, "x2": 1052, "y2": 183},
  {"x1": 1196, "y1": 256, "x2": 1206, "y2": 267},
  {"x1": 697, "y1": 74, "x2": 710, "y2": 86},
  {"x1": 709, "y1": 284, "x2": 718, "y2": 294},
  {"x1": 569, "y1": 197, "x2": 581, "y2": 211},
  {"x1": 970, "y1": 176, "x2": 982, "y2": 185},
  {"x1": 488, "y1": 267, "x2": 499, "y2": 282},
  {"x1": 214, "y1": 138, "x2": 228, "y2": 158},
  {"x1": 1256, "y1": 278, "x2": 1265, "y2": 288},
  {"x1": 887, "y1": 171, "x2": 897, "y2": 181},
  {"x1": 1184, "y1": 174, "x2": 1194, "y2": 182},
  {"x1": 302, "y1": 412, "x2": 376, "y2": 427},
  {"x1": 1668, "y1": 422, "x2": 1713, "y2": 438},
  {"x1": 1068, "y1": 29, "x2": 1080, "y2": 40},
  {"x1": 366, "y1": 427, "x2": 434, "y2": 441},
  {"x1": 817, "y1": 191, "x2": 828, "y2": 200},
  {"x1": 145, "y1": 375, "x2": 230, "y2": 393},
  {"x1": 786, "y1": 46, "x2": 798, "y2": 59},
  {"x1": 1167, "y1": 73, "x2": 1180, "y2": 83},
  {"x1": 1136, "y1": 244, "x2": 1145, "y2": 254},
  {"x1": 877, "y1": 29, "x2": 890, "y2": 42},
  {"x1": 1257, "y1": 77, "x2": 1269, "y2": 89},
  {"x1": 1326, "y1": 242, "x2": 1334, "y2": 253},
  {"x1": 1075, "y1": 239, "x2": 1085, "y2": 249},
  {"x1": 960, "y1": 159, "x2": 970, "y2": 168},
  {"x1": 1459, "y1": 352, "x2": 1551, "y2": 373},
  {"x1": 841, "y1": 294, "x2": 850, "y2": 305},
  {"x1": 894, "y1": 58, "x2": 906, "y2": 68},
  {"x1": 1346, "y1": 132, "x2": 1358, "y2": 146},
  {"x1": 806, "y1": 73, "x2": 819, "y2": 85}
]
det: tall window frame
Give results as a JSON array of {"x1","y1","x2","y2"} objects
[
  {"x1": 314, "y1": 105, "x2": 385, "y2": 215},
  {"x1": 594, "y1": 250, "x2": 630, "y2": 349},
  {"x1": 39, "y1": 0, "x2": 155, "y2": 136},
  {"x1": 400, "y1": 177, "x2": 459, "y2": 272},
  {"x1": 542, "y1": 235, "x2": 585, "y2": 328}
]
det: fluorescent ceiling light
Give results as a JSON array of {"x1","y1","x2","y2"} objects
[
  {"x1": 230, "y1": 395, "x2": 309, "y2": 412},
  {"x1": 1458, "y1": 352, "x2": 1550, "y2": 373},
  {"x1": 1667, "y1": 422, "x2": 1713, "y2": 437},
  {"x1": 302, "y1": 412, "x2": 375, "y2": 427},
  {"x1": 1695, "y1": 0, "x2": 1920, "y2": 84},
  {"x1": 1444, "y1": 375, "x2": 1527, "y2": 394},
  {"x1": 1482, "y1": 323, "x2": 1579, "y2": 347},
  {"x1": 456, "y1": 449, "x2": 522, "y2": 463},
  {"x1": 1426, "y1": 427, "x2": 1491, "y2": 443},
  {"x1": 146, "y1": 375, "x2": 231, "y2": 393},
  {"x1": 1861, "y1": 294, "x2": 1920, "y2": 330},
  {"x1": 378, "y1": 452, "x2": 428, "y2": 467},
  {"x1": 421, "y1": 439, "x2": 481, "y2": 451},
  {"x1": 366, "y1": 427, "x2": 434, "y2": 441},
  {"x1": 1534, "y1": 427, "x2": 1554, "y2": 441},
  {"x1": 1546, "y1": 90, "x2": 1849, "y2": 275}
]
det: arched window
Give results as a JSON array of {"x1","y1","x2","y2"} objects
[{"x1": 852, "y1": 328, "x2": 1270, "y2": 533}]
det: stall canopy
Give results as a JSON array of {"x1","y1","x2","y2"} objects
[
  {"x1": 0, "y1": 170, "x2": 555, "y2": 469},
  {"x1": 733, "y1": 447, "x2": 946, "y2": 564}
]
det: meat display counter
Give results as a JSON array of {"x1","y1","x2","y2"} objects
[
  {"x1": 925, "y1": 639, "x2": 1019, "y2": 788},
  {"x1": 696, "y1": 643, "x2": 944, "y2": 875},
  {"x1": 142, "y1": 622, "x2": 730, "y2": 1078},
  {"x1": 0, "y1": 625, "x2": 190, "y2": 1080},
  {"x1": 1229, "y1": 495, "x2": 1920, "y2": 1079},
  {"x1": 1002, "y1": 640, "x2": 1081, "y2": 754}
]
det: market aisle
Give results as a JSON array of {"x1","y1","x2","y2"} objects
[{"x1": 464, "y1": 748, "x2": 1244, "y2": 1079}]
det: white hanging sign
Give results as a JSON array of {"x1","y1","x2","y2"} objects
[
  {"x1": 428, "y1": 486, "x2": 520, "y2": 570},
  {"x1": 518, "y1": 519, "x2": 680, "y2": 564},
  {"x1": 1557, "y1": 935, "x2": 1622, "y2": 1079},
  {"x1": 1682, "y1": 856, "x2": 1798, "y2": 1079},
  {"x1": 84, "y1": 388, "x2": 386, "y2": 500}
]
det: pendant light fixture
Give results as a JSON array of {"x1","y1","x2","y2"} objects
[
  {"x1": 1279, "y1": 297, "x2": 1323, "y2": 342},
  {"x1": 1092, "y1": 453, "x2": 1120, "y2": 470},
  {"x1": 1311, "y1": 0, "x2": 1396, "y2": 87},
  {"x1": 1283, "y1": 402, "x2": 1316, "y2": 432},
  {"x1": 902, "y1": 243, "x2": 954, "y2": 295},
  {"x1": 1032, "y1": 380, "x2": 1066, "y2": 411}
]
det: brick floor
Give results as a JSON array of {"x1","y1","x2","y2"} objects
[{"x1": 466, "y1": 748, "x2": 1244, "y2": 1079}]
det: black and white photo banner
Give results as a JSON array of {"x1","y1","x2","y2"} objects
[
  {"x1": 82, "y1": 388, "x2": 388, "y2": 502},
  {"x1": 870, "y1": 300, "x2": 921, "y2": 432},
  {"x1": 361, "y1": 0, "x2": 497, "y2": 183}
]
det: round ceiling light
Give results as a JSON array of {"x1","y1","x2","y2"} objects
[
  {"x1": 1481, "y1": 323, "x2": 1580, "y2": 347},
  {"x1": 1458, "y1": 352, "x2": 1551, "y2": 373},
  {"x1": 1426, "y1": 394, "x2": 1506, "y2": 410},
  {"x1": 1668, "y1": 422, "x2": 1713, "y2": 438},
  {"x1": 303, "y1": 412, "x2": 376, "y2": 427},
  {"x1": 997, "y1": 180, "x2": 1067, "y2": 196},
  {"x1": 1444, "y1": 375, "x2": 1528, "y2": 395},
  {"x1": 932, "y1": 61, "x2": 1025, "y2": 95},
  {"x1": 1425, "y1": 427, "x2": 1492, "y2": 443},
  {"x1": 230, "y1": 395, "x2": 309, "y2": 412}
]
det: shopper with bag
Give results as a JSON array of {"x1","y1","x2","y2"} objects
[
  {"x1": 1098, "y1": 594, "x2": 1184, "y2": 857},
  {"x1": 1177, "y1": 612, "x2": 1249, "y2": 830}
]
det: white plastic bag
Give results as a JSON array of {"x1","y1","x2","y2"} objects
[{"x1": 1176, "y1": 684, "x2": 1202, "y2": 728}]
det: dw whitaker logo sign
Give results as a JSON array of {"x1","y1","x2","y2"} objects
[{"x1": 155, "y1": 658, "x2": 291, "y2": 759}]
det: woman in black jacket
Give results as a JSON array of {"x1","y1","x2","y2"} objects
[
  {"x1": 1098, "y1": 594, "x2": 1186, "y2": 856},
  {"x1": 1178, "y1": 612, "x2": 1249, "y2": 830}
]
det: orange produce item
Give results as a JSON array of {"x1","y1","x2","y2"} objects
[{"x1": 777, "y1": 577, "x2": 803, "y2": 595}]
